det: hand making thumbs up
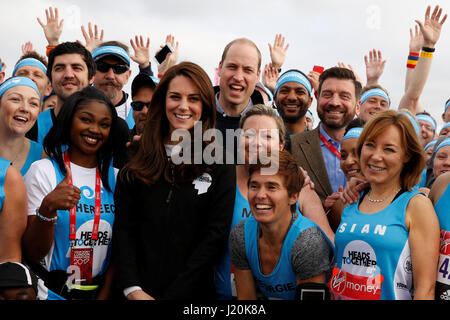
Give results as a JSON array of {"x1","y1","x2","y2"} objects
[{"x1": 38, "y1": 165, "x2": 82, "y2": 219}]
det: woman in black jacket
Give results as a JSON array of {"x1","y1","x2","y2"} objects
[{"x1": 112, "y1": 62, "x2": 235, "y2": 300}]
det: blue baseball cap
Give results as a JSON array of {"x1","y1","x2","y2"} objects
[{"x1": 92, "y1": 46, "x2": 130, "y2": 66}]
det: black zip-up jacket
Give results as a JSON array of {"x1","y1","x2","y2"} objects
[{"x1": 112, "y1": 163, "x2": 236, "y2": 299}]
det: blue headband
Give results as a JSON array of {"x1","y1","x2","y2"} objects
[
  {"x1": 399, "y1": 110, "x2": 420, "y2": 137},
  {"x1": 416, "y1": 114, "x2": 436, "y2": 131},
  {"x1": 274, "y1": 70, "x2": 312, "y2": 96},
  {"x1": 341, "y1": 127, "x2": 363, "y2": 146},
  {"x1": 12, "y1": 58, "x2": 47, "y2": 77},
  {"x1": 360, "y1": 88, "x2": 390, "y2": 106},
  {"x1": 92, "y1": 46, "x2": 130, "y2": 65},
  {"x1": 306, "y1": 109, "x2": 314, "y2": 124},
  {"x1": 424, "y1": 139, "x2": 437, "y2": 151},
  {"x1": 262, "y1": 85, "x2": 274, "y2": 101},
  {"x1": 0, "y1": 76, "x2": 41, "y2": 100},
  {"x1": 439, "y1": 122, "x2": 450, "y2": 135},
  {"x1": 445, "y1": 101, "x2": 450, "y2": 113},
  {"x1": 434, "y1": 137, "x2": 450, "y2": 154}
]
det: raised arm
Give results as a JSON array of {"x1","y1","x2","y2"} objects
[
  {"x1": 364, "y1": 49, "x2": 386, "y2": 87},
  {"x1": 398, "y1": 5, "x2": 447, "y2": 115},
  {"x1": 37, "y1": 6, "x2": 64, "y2": 47},
  {"x1": 268, "y1": 34, "x2": 289, "y2": 71},
  {"x1": 130, "y1": 35, "x2": 151, "y2": 69},
  {"x1": 405, "y1": 25, "x2": 424, "y2": 92},
  {"x1": 77, "y1": 22, "x2": 104, "y2": 52},
  {"x1": 262, "y1": 63, "x2": 279, "y2": 94},
  {"x1": 157, "y1": 34, "x2": 179, "y2": 76}
]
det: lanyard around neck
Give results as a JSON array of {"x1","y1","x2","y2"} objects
[
  {"x1": 63, "y1": 151, "x2": 102, "y2": 241},
  {"x1": 319, "y1": 132, "x2": 341, "y2": 160}
]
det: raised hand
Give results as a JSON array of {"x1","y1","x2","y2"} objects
[
  {"x1": 157, "y1": 34, "x2": 179, "y2": 76},
  {"x1": 78, "y1": 22, "x2": 104, "y2": 52},
  {"x1": 409, "y1": 25, "x2": 424, "y2": 52},
  {"x1": 37, "y1": 6, "x2": 64, "y2": 46},
  {"x1": 307, "y1": 70, "x2": 320, "y2": 92},
  {"x1": 415, "y1": 5, "x2": 447, "y2": 48},
  {"x1": 130, "y1": 35, "x2": 151, "y2": 69},
  {"x1": 262, "y1": 63, "x2": 279, "y2": 94},
  {"x1": 364, "y1": 49, "x2": 386, "y2": 86},
  {"x1": 268, "y1": 34, "x2": 289, "y2": 71},
  {"x1": 21, "y1": 41, "x2": 34, "y2": 55},
  {"x1": 337, "y1": 62, "x2": 363, "y2": 86}
]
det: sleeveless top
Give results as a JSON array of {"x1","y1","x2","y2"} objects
[
  {"x1": 20, "y1": 140, "x2": 43, "y2": 176},
  {"x1": 329, "y1": 189, "x2": 420, "y2": 300},
  {"x1": 434, "y1": 183, "x2": 450, "y2": 300},
  {"x1": 36, "y1": 109, "x2": 54, "y2": 145},
  {"x1": 215, "y1": 184, "x2": 251, "y2": 299},
  {"x1": 244, "y1": 214, "x2": 318, "y2": 300},
  {"x1": 215, "y1": 184, "x2": 305, "y2": 299},
  {"x1": 0, "y1": 157, "x2": 11, "y2": 212}
]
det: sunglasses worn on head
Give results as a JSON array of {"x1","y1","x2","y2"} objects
[
  {"x1": 96, "y1": 61, "x2": 129, "y2": 74},
  {"x1": 131, "y1": 101, "x2": 151, "y2": 111}
]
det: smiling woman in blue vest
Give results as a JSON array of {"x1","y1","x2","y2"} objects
[
  {"x1": 329, "y1": 110, "x2": 440, "y2": 300},
  {"x1": 229, "y1": 150, "x2": 332, "y2": 300}
]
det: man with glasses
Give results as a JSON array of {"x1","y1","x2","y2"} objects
[
  {"x1": 130, "y1": 74, "x2": 159, "y2": 136},
  {"x1": 92, "y1": 42, "x2": 133, "y2": 123}
]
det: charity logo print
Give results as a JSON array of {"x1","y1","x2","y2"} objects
[{"x1": 330, "y1": 240, "x2": 384, "y2": 300}]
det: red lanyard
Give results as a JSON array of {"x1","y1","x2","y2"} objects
[
  {"x1": 63, "y1": 151, "x2": 102, "y2": 241},
  {"x1": 319, "y1": 132, "x2": 341, "y2": 160}
]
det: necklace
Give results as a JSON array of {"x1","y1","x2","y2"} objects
[
  {"x1": 367, "y1": 188, "x2": 401, "y2": 203},
  {"x1": 11, "y1": 140, "x2": 26, "y2": 165}
]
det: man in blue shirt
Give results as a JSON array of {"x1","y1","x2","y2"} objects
[{"x1": 290, "y1": 67, "x2": 361, "y2": 203}]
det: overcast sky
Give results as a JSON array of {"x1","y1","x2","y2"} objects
[{"x1": 2, "y1": 0, "x2": 449, "y2": 129}]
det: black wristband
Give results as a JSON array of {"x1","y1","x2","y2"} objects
[{"x1": 422, "y1": 46, "x2": 436, "y2": 53}]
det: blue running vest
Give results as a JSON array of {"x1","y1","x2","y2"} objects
[
  {"x1": 435, "y1": 184, "x2": 450, "y2": 300},
  {"x1": 330, "y1": 190, "x2": 419, "y2": 300},
  {"x1": 244, "y1": 214, "x2": 318, "y2": 300}
]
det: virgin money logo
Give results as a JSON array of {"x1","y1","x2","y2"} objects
[
  {"x1": 440, "y1": 230, "x2": 450, "y2": 255},
  {"x1": 331, "y1": 268, "x2": 346, "y2": 294}
]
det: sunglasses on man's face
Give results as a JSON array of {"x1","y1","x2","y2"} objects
[
  {"x1": 96, "y1": 61, "x2": 129, "y2": 74},
  {"x1": 131, "y1": 101, "x2": 151, "y2": 111}
]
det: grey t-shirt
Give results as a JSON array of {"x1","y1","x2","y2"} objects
[{"x1": 229, "y1": 212, "x2": 332, "y2": 281}]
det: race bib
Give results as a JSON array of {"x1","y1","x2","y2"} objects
[{"x1": 70, "y1": 248, "x2": 93, "y2": 284}]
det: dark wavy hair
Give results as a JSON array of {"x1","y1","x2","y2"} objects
[
  {"x1": 47, "y1": 42, "x2": 96, "y2": 82},
  {"x1": 318, "y1": 67, "x2": 362, "y2": 100},
  {"x1": 43, "y1": 86, "x2": 119, "y2": 191},
  {"x1": 123, "y1": 61, "x2": 216, "y2": 186}
]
